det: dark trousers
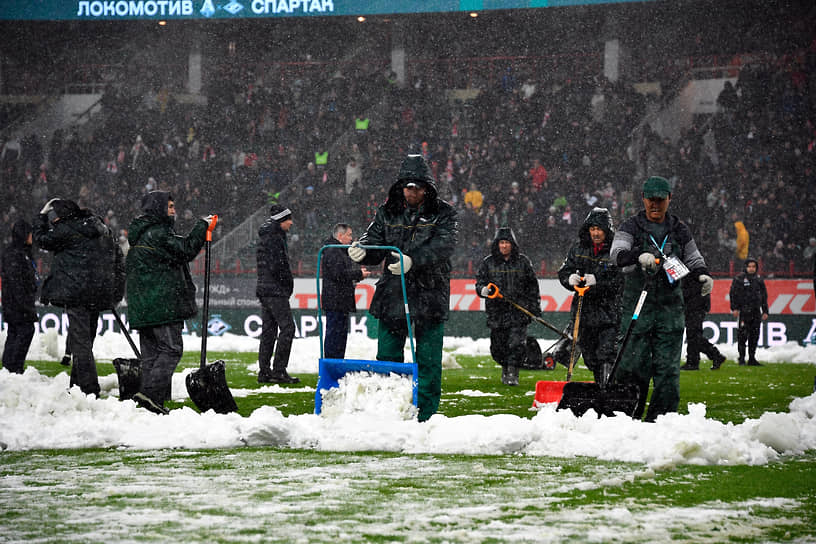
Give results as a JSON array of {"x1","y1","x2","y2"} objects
[
  {"x1": 578, "y1": 323, "x2": 618, "y2": 384},
  {"x1": 737, "y1": 310, "x2": 762, "y2": 362},
  {"x1": 685, "y1": 308, "x2": 722, "y2": 365},
  {"x1": 138, "y1": 323, "x2": 184, "y2": 405},
  {"x1": 324, "y1": 310, "x2": 349, "y2": 359},
  {"x1": 2, "y1": 321, "x2": 35, "y2": 374},
  {"x1": 489, "y1": 325, "x2": 527, "y2": 369},
  {"x1": 66, "y1": 307, "x2": 100, "y2": 396},
  {"x1": 259, "y1": 296, "x2": 296, "y2": 374}
]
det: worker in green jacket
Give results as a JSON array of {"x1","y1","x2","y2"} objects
[
  {"x1": 126, "y1": 190, "x2": 212, "y2": 414},
  {"x1": 348, "y1": 154, "x2": 458, "y2": 422},
  {"x1": 610, "y1": 176, "x2": 712, "y2": 422}
]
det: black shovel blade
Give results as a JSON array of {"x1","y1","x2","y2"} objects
[
  {"x1": 556, "y1": 381, "x2": 640, "y2": 418},
  {"x1": 185, "y1": 360, "x2": 238, "y2": 414},
  {"x1": 112, "y1": 357, "x2": 141, "y2": 401}
]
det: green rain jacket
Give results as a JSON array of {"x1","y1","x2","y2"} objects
[{"x1": 125, "y1": 191, "x2": 208, "y2": 329}]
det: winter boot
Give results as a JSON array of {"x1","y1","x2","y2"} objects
[
  {"x1": 266, "y1": 370, "x2": 300, "y2": 384},
  {"x1": 133, "y1": 392, "x2": 169, "y2": 415},
  {"x1": 710, "y1": 353, "x2": 726, "y2": 370},
  {"x1": 747, "y1": 359, "x2": 763, "y2": 367},
  {"x1": 680, "y1": 361, "x2": 700, "y2": 371},
  {"x1": 501, "y1": 365, "x2": 518, "y2": 386},
  {"x1": 60, "y1": 354, "x2": 71, "y2": 366}
]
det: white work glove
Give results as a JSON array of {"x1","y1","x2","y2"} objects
[
  {"x1": 347, "y1": 242, "x2": 366, "y2": 263},
  {"x1": 40, "y1": 197, "x2": 60, "y2": 215},
  {"x1": 387, "y1": 252, "x2": 412, "y2": 275},
  {"x1": 584, "y1": 274, "x2": 597, "y2": 286},
  {"x1": 638, "y1": 252, "x2": 658, "y2": 271},
  {"x1": 203, "y1": 215, "x2": 215, "y2": 227},
  {"x1": 480, "y1": 285, "x2": 494, "y2": 298},
  {"x1": 568, "y1": 273, "x2": 582, "y2": 286},
  {"x1": 698, "y1": 274, "x2": 714, "y2": 296}
]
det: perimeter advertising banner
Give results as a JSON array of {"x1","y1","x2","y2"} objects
[{"x1": 7, "y1": 279, "x2": 816, "y2": 348}]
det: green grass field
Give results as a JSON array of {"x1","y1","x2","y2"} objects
[{"x1": 2, "y1": 353, "x2": 815, "y2": 543}]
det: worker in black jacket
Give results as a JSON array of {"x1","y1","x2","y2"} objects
[
  {"x1": 681, "y1": 275, "x2": 726, "y2": 371},
  {"x1": 1, "y1": 219, "x2": 38, "y2": 374},
  {"x1": 729, "y1": 257, "x2": 768, "y2": 366},
  {"x1": 475, "y1": 227, "x2": 541, "y2": 386},
  {"x1": 34, "y1": 198, "x2": 125, "y2": 396}
]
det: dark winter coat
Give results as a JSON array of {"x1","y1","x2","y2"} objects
[
  {"x1": 256, "y1": 218, "x2": 293, "y2": 298},
  {"x1": 475, "y1": 227, "x2": 540, "y2": 329},
  {"x1": 321, "y1": 236, "x2": 363, "y2": 313},
  {"x1": 35, "y1": 209, "x2": 125, "y2": 311},
  {"x1": 1, "y1": 220, "x2": 38, "y2": 323},
  {"x1": 357, "y1": 164, "x2": 458, "y2": 329},
  {"x1": 729, "y1": 264, "x2": 768, "y2": 316},
  {"x1": 610, "y1": 211, "x2": 708, "y2": 332},
  {"x1": 557, "y1": 208, "x2": 622, "y2": 328},
  {"x1": 126, "y1": 191, "x2": 207, "y2": 329}
]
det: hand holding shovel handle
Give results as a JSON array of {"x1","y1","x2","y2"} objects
[{"x1": 485, "y1": 282, "x2": 568, "y2": 338}]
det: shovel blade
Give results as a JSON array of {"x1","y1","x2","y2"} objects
[
  {"x1": 556, "y1": 381, "x2": 640, "y2": 418},
  {"x1": 185, "y1": 360, "x2": 238, "y2": 414},
  {"x1": 112, "y1": 357, "x2": 141, "y2": 401}
]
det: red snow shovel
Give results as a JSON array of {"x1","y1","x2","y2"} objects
[
  {"x1": 531, "y1": 280, "x2": 592, "y2": 408},
  {"x1": 555, "y1": 288, "x2": 647, "y2": 418},
  {"x1": 185, "y1": 215, "x2": 238, "y2": 414}
]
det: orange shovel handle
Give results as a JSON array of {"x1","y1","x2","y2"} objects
[{"x1": 206, "y1": 214, "x2": 218, "y2": 242}]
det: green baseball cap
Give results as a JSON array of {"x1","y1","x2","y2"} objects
[{"x1": 642, "y1": 176, "x2": 671, "y2": 199}]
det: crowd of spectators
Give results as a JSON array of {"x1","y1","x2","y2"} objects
[{"x1": 1, "y1": 25, "x2": 814, "y2": 280}]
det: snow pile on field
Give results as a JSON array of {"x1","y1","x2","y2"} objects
[{"x1": 2, "y1": 363, "x2": 815, "y2": 469}]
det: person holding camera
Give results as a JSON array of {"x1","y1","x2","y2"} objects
[{"x1": 35, "y1": 198, "x2": 125, "y2": 396}]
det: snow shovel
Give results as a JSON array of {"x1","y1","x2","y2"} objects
[
  {"x1": 531, "y1": 281, "x2": 593, "y2": 408},
  {"x1": 555, "y1": 288, "x2": 647, "y2": 418},
  {"x1": 185, "y1": 215, "x2": 238, "y2": 414},
  {"x1": 484, "y1": 283, "x2": 568, "y2": 339},
  {"x1": 111, "y1": 310, "x2": 141, "y2": 401},
  {"x1": 565, "y1": 280, "x2": 589, "y2": 382},
  {"x1": 314, "y1": 244, "x2": 418, "y2": 415}
]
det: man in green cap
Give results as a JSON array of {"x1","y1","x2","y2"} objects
[
  {"x1": 348, "y1": 154, "x2": 458, "y2": 422},
  {"x1": 609, "y1": 176, "x2": 713, "y2": 421}
]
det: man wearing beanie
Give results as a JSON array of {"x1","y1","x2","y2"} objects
[
  {"x1": 610, "y1": 176, "x2": 712, "y2": 422},
  {"x1": 255, "y1": 204, "x2": 299, "y2": 384},
  {"x1": 126, "y1": 191, "x2": 212, "y2": 414},
  {"x1": 557, "y1": 207, "x2": 623, "y2": 385},
  {"x1": 348, "y1": 154, "x2": 458, "y2": 421},
  {"x1": 475, "y1": 227, "x2": 541, "y2": 386},
  {"x1": 35, "y1": 198, "x2": 125, "y2": 397}
]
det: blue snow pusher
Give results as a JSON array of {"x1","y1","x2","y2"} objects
[{"x1": 314, "y1": 244, "x2": 418, "y2": 415}]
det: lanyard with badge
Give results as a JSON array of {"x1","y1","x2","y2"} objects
[{"x1": 650, "y1": 234, "x2": 689, "y2": 284}]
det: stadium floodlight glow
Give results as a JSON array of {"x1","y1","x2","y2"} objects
[
  {"x1": 470, "y1": 12, "x2": 479, "y2": 18},
  {"x1": 357, "y1": 16, "x2": 365, "y2": 22}
]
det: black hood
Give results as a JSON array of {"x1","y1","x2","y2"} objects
[
  {"x1": 490, "y1": 227, "x2": 519, "y2": 258},
  {"x1": 11, "y1": 219, "x2": 32, "y2": 247},
  {"x1": 744, "y1": 257, "x2": 758, "y2": 274},
  {"x1": 578, "y1": 207, "x2": 614, "y2": 248},
  {"x1": 141, "y1": 190, "x2": 173, "y2": 218},
  {"x1": 383, "y1": 154, "x2": 439, "y2": 215}
]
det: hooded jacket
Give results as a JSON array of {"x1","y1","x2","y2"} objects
[
  {"x1": 475, "y1": 227, "x2": 541, "y2": 329},
  {"x1": 1, "y1": 219, "x2": 38, "y2": 323},
  {"x1": 357, "y1": 155, "x2": 458, "y2": 328},
  {"x1": 557, "y1": 208, "x2": 622, "y2": 328},
  {"x1": 126, "y1": 191, "x2": 207, "y2": 328},
  {"x1": 256, "y1": 215, "x2": 294, "y2": 298},
  {"x1": 321, "y1": 236, "x2": 363, "y2": 313},
  {"x1": 34, "y1": 203, "x2": 124, "y2": 311},
  {"x1": 729, "y1": 258, "x2": 768, "y2": 315}
]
